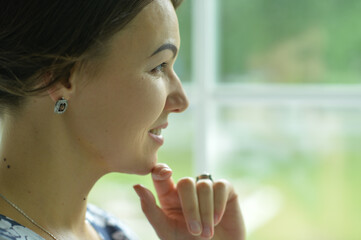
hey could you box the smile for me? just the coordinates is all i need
[148,122,168,145]
[149,128,162,136]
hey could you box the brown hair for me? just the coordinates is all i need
[0,0,183,114]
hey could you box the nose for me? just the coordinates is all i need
[164,72,189,113]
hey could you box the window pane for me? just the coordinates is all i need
[220,0,361,83]
[209,104,361,239]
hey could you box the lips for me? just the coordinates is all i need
[148,122,168,145]
[149,122,168,133]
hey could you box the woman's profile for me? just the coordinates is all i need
[0,0,245,239]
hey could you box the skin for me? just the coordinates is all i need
[134,164,246,239]
[0,0,245,239]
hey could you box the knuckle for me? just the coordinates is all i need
[214,179,234,192]
[196,180,213,193]
[215,178,230,185]
[177,177,194,189]
[229,192,239,202]
[178,176,194,185]
[213,179,228,191]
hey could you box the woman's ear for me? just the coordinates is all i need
[46,66,77,103]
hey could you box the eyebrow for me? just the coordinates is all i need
[150,43,178,59]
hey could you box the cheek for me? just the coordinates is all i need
[105,75,166,129]
[135,77,167,120]
[66,74,167,162]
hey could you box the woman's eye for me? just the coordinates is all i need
[151,62,168,74]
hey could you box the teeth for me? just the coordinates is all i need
[150,128,162,136]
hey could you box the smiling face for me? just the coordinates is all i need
[65,0,188,174]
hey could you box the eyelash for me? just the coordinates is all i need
[151,62,168,74]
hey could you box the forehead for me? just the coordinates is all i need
[110,0,179,58]
[136,0,178,28]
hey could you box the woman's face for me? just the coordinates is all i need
[66,0,188,174]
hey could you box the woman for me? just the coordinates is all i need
[0,0,245,239]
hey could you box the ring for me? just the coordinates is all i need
[196,173,213,182]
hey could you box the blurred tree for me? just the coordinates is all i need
[220,0,361,83]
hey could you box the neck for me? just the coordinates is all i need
[0,110,107,233]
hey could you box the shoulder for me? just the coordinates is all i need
[86,204,139,240]
[0,214,43,240]
[0,205,138,240]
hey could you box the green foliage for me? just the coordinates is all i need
[219,0,361,83]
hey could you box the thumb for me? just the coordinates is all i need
[133,184,171,239]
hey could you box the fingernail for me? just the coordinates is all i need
[203,226,212,238]
[189,220,202,235]
[159,168,171,176]
[153,168,172,181]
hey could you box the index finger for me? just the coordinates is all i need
[151,163,176,198]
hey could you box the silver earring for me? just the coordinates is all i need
[54,98,68,114]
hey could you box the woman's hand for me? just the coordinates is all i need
[133,163,246,240]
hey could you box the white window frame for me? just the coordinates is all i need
[190,0,361,174]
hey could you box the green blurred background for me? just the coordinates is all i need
[89,0,361,239]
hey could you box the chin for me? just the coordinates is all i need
[122,154,158,175]
[139,158,157,175]
[129,165,154,176]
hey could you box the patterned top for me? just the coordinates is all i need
[0,204,138,240]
